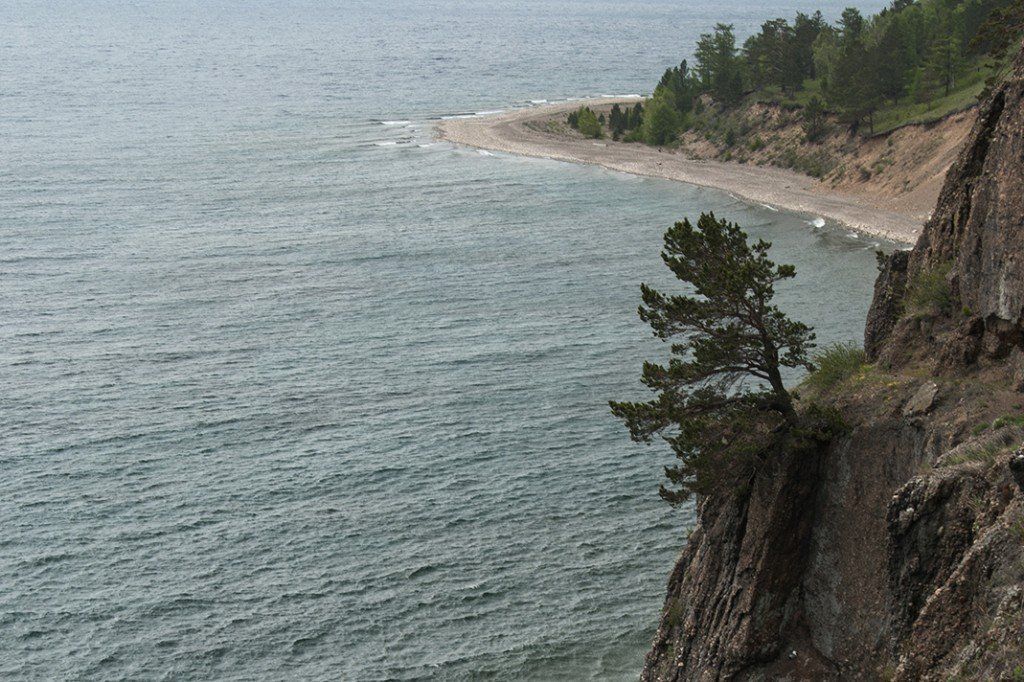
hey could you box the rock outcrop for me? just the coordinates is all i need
[867,47,1024,369]
[643,44,1024,681]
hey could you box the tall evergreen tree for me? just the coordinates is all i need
[802,95,830,142]
[923,36,962,97]
[641,91,682,145]
[793,11,826,79]
[628,102,644,130]
[872,18,909,104]
[657,60,699,114]
[610,213,816,503]
[696,24,745,105]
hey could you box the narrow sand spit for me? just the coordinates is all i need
[437,98,925,245]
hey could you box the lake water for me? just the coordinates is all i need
[2,1,890,679]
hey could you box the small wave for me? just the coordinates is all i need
[529,99,548,104]
[809,217,826,228]
[373,141,398,146]
[847,232,860,238]
[440,113,476,120]
[408,564,438,580]
[291,628,331,654]
[760,203,779,212]
[459,589,502,604]
[417,142,437,148]
[380,120,410,126]
[599,93,642,99]
[474,109,505,116]
[23,552,73,568]
[477,150,495,156]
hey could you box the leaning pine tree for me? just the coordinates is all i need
[610,213,816,504]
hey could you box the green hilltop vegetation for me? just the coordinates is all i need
[569,0,1023,145]
[567,102,644,139]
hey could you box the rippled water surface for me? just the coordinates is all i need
[3,0,890,679]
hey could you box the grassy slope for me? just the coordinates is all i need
[752,62,990,135]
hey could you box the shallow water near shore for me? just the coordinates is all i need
[4,0,889,679]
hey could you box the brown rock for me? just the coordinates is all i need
[903,382,939,417]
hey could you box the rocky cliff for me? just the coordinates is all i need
[642,45,1024,681]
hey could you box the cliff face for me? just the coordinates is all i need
[643,47,1024,681]
[868,49,1024,374]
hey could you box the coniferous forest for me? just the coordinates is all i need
[570,0,1023,145]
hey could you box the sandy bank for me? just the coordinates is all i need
[437,98,930,244]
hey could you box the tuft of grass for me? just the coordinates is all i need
[993,415,1024,430]
[942,426,1024,467]
[945,441,1009,467]
[1011,518,1024,545]
[665,597,687,628]
[906,262,953,316]
[804,341,867,392]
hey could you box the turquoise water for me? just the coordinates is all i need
[2,1,891,679]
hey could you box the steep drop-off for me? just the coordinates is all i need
[642,44,1024,681]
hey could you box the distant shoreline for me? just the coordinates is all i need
[436,98,926,245]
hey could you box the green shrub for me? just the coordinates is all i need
[641,92,682,145]
[804,341,867,392]
[574,106,603,139]
[776,146,836,179]
[906,262,953,316]
[802,95,830,143]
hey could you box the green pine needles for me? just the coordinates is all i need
[610,213,816,504]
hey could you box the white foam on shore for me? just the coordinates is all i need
[599,93,643,99]
[809,217,826,228]
[847,232,860,238]
[760,203,779,212]
[477,149,495,156]
[530,99,548,104]
[381,120,410,126]
[373,141,398,146]
[441,110,505,120]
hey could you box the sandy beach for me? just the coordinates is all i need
[437,98,928,244]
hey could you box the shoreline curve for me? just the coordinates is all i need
[436,98,924,245]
